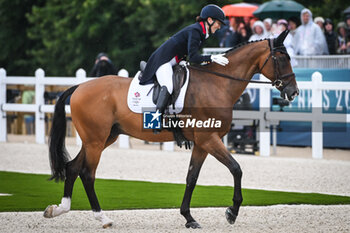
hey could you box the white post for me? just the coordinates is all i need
[35,69,46,144]
[272,126,277,155]
[223,134,228,148]
[118,134,130,149]
[163,141,174,151]
[0,68,7,142]
[259,75,271,156]
[76,68,86,84]
[117,69,133,149]
[311,72,323,159]
[75,130,82,146]
[118,69,129,77]
[75,69,86,146]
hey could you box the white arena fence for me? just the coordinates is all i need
[1,68,350,158]
[203,48,350,69]
[0,68,164,151]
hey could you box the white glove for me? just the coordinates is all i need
[211,54,229,66]
[179,60,187,66]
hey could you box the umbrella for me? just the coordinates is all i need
[253,0,305,20]
[222,3,259,17]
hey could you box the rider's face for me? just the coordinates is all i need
[207,17,222,34]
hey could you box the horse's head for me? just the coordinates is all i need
[258,30,299,101]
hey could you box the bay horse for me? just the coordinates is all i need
[44,30,298,229]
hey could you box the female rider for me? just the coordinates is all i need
[139,4,229,119]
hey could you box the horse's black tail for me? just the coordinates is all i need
[49,85,79,182]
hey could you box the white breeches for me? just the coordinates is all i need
[155,57,177,94]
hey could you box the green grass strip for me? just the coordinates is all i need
[0,171,349,212]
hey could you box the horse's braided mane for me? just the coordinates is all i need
[225,38,269,55]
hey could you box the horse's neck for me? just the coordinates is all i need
[220,42,268,104]
[187,41,268,108]
[226,42,267,80]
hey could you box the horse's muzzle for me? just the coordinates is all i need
[281,86,299,102]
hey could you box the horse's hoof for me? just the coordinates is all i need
[102,222,113,228]
[43,205,56,218]
[225,207,237,224]
[185,221,201,229]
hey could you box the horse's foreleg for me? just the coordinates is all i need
[180,145,208,229]
[44,149,85,218]
[80,145,113,228]
[202,136,243,225]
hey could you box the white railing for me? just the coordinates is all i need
[230,72,350,159]
[292,55,350,69]
[1,68,349,158]
[0,68,174,150]
[0,68,89,145]
[203,48,350,69]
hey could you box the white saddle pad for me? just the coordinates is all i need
[127,67,190,114]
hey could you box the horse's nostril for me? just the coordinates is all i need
[289,90,299,101]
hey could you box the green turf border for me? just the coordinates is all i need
[0,171,349,212]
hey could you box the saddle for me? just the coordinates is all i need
[138,61,187,109]
[139,61,191,149]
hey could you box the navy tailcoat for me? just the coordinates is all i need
[139,22,212,85]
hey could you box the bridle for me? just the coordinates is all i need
[257,39,295,90]
[188,38,295,90]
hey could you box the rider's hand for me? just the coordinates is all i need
[211,54,229,66]
[179,60,187,66]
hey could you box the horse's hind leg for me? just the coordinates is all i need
[44,148,85,218]
[180,145,208,229]
[79,144,113,228]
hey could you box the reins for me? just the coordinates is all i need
[188,65,273,84]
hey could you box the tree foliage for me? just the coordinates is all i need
[0,0,44,75]
[24,0,232,76]
[0,0,347,76]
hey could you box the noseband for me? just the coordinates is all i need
[257,39,295,90]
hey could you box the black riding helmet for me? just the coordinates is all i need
[200,4,226,26]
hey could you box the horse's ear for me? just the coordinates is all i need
[275,29,289,46]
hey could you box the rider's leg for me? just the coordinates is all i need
[155,57,176,113]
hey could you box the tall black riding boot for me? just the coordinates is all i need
[153,86,170,134]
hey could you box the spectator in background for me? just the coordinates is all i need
[273,19,287,36]
[22,89,35,134]
[249,18,258,33]
[274,19,297,67]
[243,16,250,25]
[89,52,118,77]
[314,16,325,32]
[249,20,268,41]
[324,19,337,54]
[219,17,240,47]
[238,22,250,43]
[263,18,273,37]
[215,18,229,46]
[243,16,253,38]
[288,16,300,37]
[345,15,350,39]
[336,22,350,54]
[293,8,329,55]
